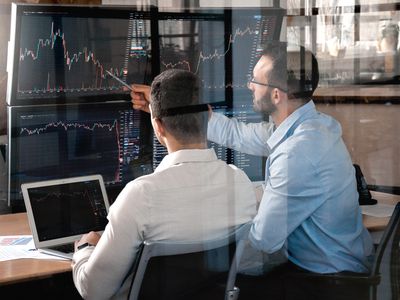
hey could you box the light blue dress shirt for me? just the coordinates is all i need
[208,101,373,273]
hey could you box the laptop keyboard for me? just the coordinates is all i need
[49,243,75,253]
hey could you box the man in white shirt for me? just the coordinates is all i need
[72,69,256,300]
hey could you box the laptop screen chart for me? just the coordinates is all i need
[28,180,108,241]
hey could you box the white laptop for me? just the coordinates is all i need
[21,175,110,259]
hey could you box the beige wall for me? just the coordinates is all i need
[317,103,400,187]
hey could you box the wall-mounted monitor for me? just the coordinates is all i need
[7,4,152,105]
[7,102,153,209]
[7,4,283,107]
[6,4,284,210]
[156,8,283,106]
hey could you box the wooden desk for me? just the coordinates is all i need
[0,191,398,285]
[362,191,400,232]
[0,213,71,286]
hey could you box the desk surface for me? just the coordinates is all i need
[0,213,71,285]
[362,191,400,231]
[0,191,399,285]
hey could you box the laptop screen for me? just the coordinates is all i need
[26,179,109,242]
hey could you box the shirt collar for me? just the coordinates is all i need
[155,148,218,173]
[267,100,316,151]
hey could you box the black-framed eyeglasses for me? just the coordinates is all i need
[247,77,287,93]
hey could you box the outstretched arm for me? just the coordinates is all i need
[208,112,274,157]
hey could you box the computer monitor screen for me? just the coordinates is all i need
[7,6,282,208]
[158,11,226,105]
[8,102,153,207]
[153,8,281,180]
[227,8,280,181]
[25,178,109,241]
[157,8,282,105]
[7,4,152,105]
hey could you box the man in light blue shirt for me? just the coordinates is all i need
[208,42,373,297]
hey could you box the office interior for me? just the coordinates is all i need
[0,0,399,299]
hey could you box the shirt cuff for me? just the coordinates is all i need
[72,245,95,265]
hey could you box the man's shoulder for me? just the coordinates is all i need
[290,112,342,146]
[134,159,252,187]
[219,160,254,181]
[276,113,345,167]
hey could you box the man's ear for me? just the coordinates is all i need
[272,88,281,105]
[153,118,165,137]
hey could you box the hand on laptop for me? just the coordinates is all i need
[75,231,100,252]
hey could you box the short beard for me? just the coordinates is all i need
[253,93,276,117]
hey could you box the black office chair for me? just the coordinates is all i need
[0,144,5,162]
[126,222,251,300]
[284,202,400,300]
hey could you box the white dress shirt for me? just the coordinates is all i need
[72,148,256,299]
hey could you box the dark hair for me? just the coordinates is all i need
[150,69,208,143]
[261,41,319,99]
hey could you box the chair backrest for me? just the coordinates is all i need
[127,222,251,300]
[372,202,400,299]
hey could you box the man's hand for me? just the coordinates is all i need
[74,231,101,251]
[130,84,151,113]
